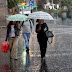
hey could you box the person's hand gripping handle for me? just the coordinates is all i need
[37,25,41,32]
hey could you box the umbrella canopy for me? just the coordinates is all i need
[7,14,28,21]
[33,5,38,8]
[28,11,54,20]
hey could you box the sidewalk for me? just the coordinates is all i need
[0,22,72,72]
[0,33,42,72]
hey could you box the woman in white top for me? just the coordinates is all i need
[5,21,19,60]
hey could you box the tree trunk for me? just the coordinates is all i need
[37,0,46,9]
[12,7,15,15]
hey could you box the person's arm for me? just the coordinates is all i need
[44,23,49,31]
[29,20,34,33]
[20,21,24,29]
[5,27,8,41]
[46,24,48,31]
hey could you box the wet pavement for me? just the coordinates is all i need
[0,20,72,72]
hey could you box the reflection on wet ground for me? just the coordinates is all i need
[2,65,10,72]
[39,59,48,72]
[0,21,72,72]
[9,52,31,72]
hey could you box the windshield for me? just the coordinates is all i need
[24,7,31,11]
[19,7,31,11]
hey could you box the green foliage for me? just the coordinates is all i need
[61,0,72,7]
[53,10,61,13]
[18,0,22,3]
[61,9,68,13]
[7,0,22,9]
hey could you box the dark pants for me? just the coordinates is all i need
[39,40,47,58]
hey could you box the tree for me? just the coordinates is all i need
[37,0,46,9]
[61,0,72,7]
[60,0,72,20]
[7,0,22,14]
[7,0,19,9]
[60,0,72,12]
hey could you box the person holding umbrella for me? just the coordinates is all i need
[28,11,54,59]
[5,21,19,60]
[36,19,48,59]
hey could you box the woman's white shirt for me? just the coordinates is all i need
[9,25,15,37]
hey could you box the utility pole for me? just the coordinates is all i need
[21,2,26,14]
[52,0,53,9]
[5,0,8,18]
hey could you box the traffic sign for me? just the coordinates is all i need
[29,1,34,6]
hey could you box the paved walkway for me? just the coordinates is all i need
[0,21,72,72]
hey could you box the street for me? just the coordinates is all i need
[0,20,72,72]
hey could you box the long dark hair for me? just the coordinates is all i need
[7,21,13,27]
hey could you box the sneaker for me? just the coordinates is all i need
[42,57,45,60]
[14,58,17,60]
[26,48,29,52]
[41,57,45,63]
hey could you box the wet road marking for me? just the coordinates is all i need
[30,51,72,57]
[50,28,72,35]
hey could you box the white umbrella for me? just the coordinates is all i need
[28,11,54,20]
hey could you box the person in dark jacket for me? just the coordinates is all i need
[5,21,19,60]
[36,19,48,59]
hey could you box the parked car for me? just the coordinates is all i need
[19,7,31,14]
